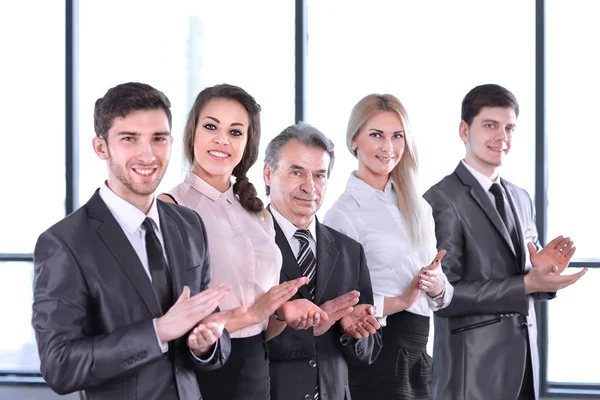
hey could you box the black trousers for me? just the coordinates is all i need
[197,333,270,400]
[517,335,535,400]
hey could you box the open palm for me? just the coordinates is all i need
[528,235,575,273]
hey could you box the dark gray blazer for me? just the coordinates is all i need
[267,213,382,400]
[424,162,554,400]
[32,190,231,400]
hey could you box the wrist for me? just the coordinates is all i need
[524,274,535,295]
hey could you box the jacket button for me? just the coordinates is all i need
[304,395,312,400]
[308,359,317,368]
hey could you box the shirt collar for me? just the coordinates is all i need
[270,204,317,242]
[184,170,234,204]
[99,182,161,235]
[461,159,502,193]
[346,172,396,206]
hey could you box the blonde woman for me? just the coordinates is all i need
[323,94,453,399]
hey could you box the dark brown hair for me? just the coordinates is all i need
[183,84,263,213]
[461,84,519,126]
[94,82,172,141]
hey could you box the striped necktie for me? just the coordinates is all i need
[293,229,317,300]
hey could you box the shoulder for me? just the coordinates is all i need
[502,179,532,200]
[158,200,205,231]
[320,222,362,250]
[424,173,463,205]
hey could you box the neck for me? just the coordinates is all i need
[463,157,499,181]
[106,180,153,214]
[272,203,313,230]
[193,165,231,193]
[355,167,388,191]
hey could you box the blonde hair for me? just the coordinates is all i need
[347,94,429,249]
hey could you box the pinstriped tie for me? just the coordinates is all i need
[293,229,317,299]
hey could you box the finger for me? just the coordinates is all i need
[313,313,321,326]
[427,249,447,269]
[546,235,565,249]
[527,242,538,259]
[563,245,576,260]
[335,307,354,320]
[354,324,370,337]
[176,286,191,304]
[364,315,380,331]
[360,319,378,335]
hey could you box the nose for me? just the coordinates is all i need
[137,137,157,163]
[495,127,508,141]
[300,174,315,193]
[212,129,230,145]
[380,136,392,152]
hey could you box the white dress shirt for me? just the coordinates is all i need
[323,173,453,326]
[270,205,317,258]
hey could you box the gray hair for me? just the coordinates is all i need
[264,121,335,196]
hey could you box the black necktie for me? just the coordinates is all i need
[293,229,317,299]
[142,218,173,314]
[489,183,521,260]
[293,229,319,399]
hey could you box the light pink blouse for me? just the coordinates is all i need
[168,171,282,338]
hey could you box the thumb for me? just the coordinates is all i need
[538,263,558,274]
[527,242,537,259]
[176,286,191,304]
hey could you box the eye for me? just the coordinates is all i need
[369,132,382,138]
[203,124,216,130]
[154,136,169,142]
[485,123,495,129]
[230,129,243,137]
[315,173,327,180]
[393,133,404,139]
[291,170,302,177]
[122,136,135,142]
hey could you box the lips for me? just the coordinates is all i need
[132,167,157,177]
[376,155,395,163]
[208,150,230,159]
[488,146,506,153]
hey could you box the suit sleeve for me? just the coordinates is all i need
[339,244,382,366]
[185,211,232,371]
[32,231,168,395]
[424,187,529,317]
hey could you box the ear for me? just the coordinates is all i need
[263,163,272,186]
[459,120,469,144]
[93,136,109,160]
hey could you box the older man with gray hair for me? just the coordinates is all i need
[264,122,382,400]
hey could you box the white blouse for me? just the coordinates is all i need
[169,171,283,338]
[323,173,453,326]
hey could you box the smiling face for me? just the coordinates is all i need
[460,106,516,179]
[192,98,249,192]
[93,108,172,212]
[263,139,330,229]
[352,111,405,190]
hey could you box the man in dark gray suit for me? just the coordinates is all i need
[32,82,236,399]
[263,122,383,400]
[424,84,587,400]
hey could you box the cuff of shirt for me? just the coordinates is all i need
[190,340,219,363]
[373,293,385,319]
[153,318,169,353]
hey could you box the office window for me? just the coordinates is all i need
[306,0,536,219]
[546,0,600,384]
[77,0,294,206]
[0,1,65,375]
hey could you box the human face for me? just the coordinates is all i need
[192,98,248,192]
[352,111,405,190]
[93,108,172,213]
[460,106,516,179]
[264,140,330,229]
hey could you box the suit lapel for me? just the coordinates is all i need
[314,220,338,305]
[502,182,526,271]
[455,163,518,260]
[87,191,162,317]
[269,208,313,300]
[158,203,185,300]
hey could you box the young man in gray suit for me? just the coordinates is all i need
[424,84,587,400]
[32,82,238,400]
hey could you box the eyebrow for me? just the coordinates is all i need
[368,128,405,134]
[203,116,245,127]
[290,164,328,175]
[115,131,171,136]
[481,119,516,127]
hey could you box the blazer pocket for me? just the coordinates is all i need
[450,317,501,334]
[186,264,201,270]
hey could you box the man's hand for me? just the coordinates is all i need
[340,304,380,339]
[313,291,360,336]
[529,236,575,273]
[524,263,587,294]
[156,284,230,343]
[248,277,308,324]
[188,306,246,357]
[277,299,329,330]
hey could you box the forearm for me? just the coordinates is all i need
[435,275,529,318]
[224,310,259,334]
[264,315,287,341]
[382,296,409,317]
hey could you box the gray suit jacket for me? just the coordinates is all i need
[32,190,231,400]
[424,162,554,400]
[267,212,382,400]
